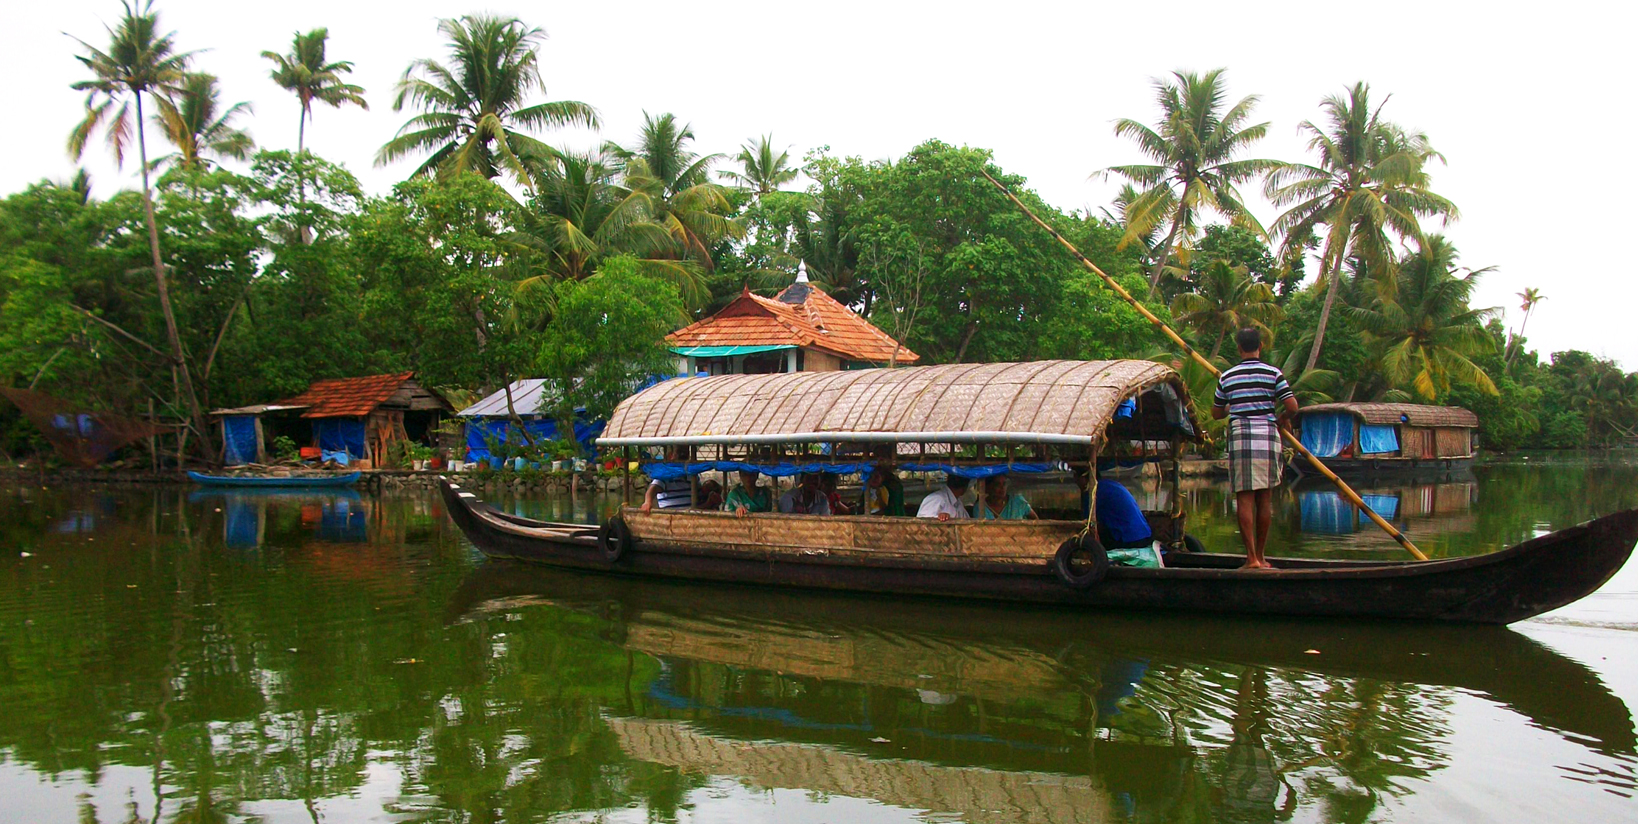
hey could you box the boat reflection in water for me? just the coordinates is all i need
[446,561,1637,823]
[1297,474,1475,538]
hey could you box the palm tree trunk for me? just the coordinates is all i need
[1506,307,1532,367]
[136,92,208,455]
[1146,204,1188,298]
[1304,239,1344,374]
[297,107,306,154]
[1210,326,1227,361]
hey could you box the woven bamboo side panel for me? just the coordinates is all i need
[623,511,1077,561]
[1433,427,1470,458]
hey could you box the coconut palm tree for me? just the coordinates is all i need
[1350,236,1498,401]
[65,0,207,440]
[377,14,597,186]
[1266,82,1458,373]
[1506,287,1545,367]
[605,113,742,268]
[1169,259,1284,361]
[510,152,706,306]
[721,134,798,195]
[1101,69,1280,296]
[150,72,253,172]
[261,28,367,153]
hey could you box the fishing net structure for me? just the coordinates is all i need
[0,388,172,468]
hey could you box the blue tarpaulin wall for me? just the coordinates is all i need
[465,417,604,462]
[1359,424,1399,455]
[1299,413,1354,458]
[314,418,366,458]
[222,415,258,465]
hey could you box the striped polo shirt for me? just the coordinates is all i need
[1214,358,1295,420]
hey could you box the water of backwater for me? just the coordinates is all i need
[2,453,1637,823]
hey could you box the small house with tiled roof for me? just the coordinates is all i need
[210,372,453,466]
[669,267,919,375]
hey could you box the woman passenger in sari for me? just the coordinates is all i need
[975,474,1037,520]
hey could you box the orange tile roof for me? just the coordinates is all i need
[668,284,919,364]
[278,372,416,418]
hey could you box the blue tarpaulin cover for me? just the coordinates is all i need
[1359,424,1399,455]
[222,415,258,465]
[465,417,604,462]
[314,419,365,458]
[1299,413,1354,458]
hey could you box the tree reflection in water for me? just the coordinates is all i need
[0,476,1632,823]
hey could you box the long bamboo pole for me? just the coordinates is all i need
[979,170,1427,561]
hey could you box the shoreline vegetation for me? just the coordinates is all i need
[3,2,1635,469]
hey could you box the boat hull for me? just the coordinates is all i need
[188,471,362,488]
[440,479,1638,624]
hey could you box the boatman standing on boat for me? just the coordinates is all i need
[1212,328,1298,570]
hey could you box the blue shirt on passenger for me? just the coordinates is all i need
[1081,480,1152,547]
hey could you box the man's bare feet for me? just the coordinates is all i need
[1238,561,1277,571]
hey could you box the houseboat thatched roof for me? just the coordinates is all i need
[1299,403,1478,429]
[600,360,1191,446]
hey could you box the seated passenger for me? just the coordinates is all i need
[697,478,724,511]
[864,464,906,517]
[1075,466,1153,549]
[640,447,692,513]
[917,474,971,521]
[724,469,772,516]
[820,473,852,515]
[975,474,1038,520]
[778,472,832,515]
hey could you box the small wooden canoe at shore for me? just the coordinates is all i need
[187,470,362,488]
[440,478,1638,625]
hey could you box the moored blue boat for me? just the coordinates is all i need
[187,471,362,488]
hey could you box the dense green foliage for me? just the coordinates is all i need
[1,3,1632,461]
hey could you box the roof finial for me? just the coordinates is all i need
[795,260,809,284]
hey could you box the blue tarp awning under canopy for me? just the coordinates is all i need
[222,415,258,465]
[1299,412,1355,458]
[669,345,795,357]
[640,461,1058,481]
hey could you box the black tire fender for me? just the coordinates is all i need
[1053,533,1109,590]
[597,516,634,563]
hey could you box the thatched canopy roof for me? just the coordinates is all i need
[600,360,1193,447]
[1299,403,1478,428]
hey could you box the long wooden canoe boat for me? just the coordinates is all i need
[441,479,1638,624]
[440,360,1638,624]
[187,470,361,488]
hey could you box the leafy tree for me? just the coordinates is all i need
[1169,259,1283,361]
[378,14,597,186]
[606,113,743,269]
[261,28,367,154]
[511,152,706,305]
[533,256,686,431]
[65,0,208,440]
[1266,82,1458,372]
[721,134,798,195]
[1349,236,1498,400]
[1102,69,1279,295]
[150,72,254,172]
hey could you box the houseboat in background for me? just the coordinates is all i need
[1294,402,1479,476]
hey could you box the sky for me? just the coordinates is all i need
[10,0,1634,369]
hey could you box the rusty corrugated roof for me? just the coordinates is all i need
[668,283,919,365]
[278,372,416,419]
